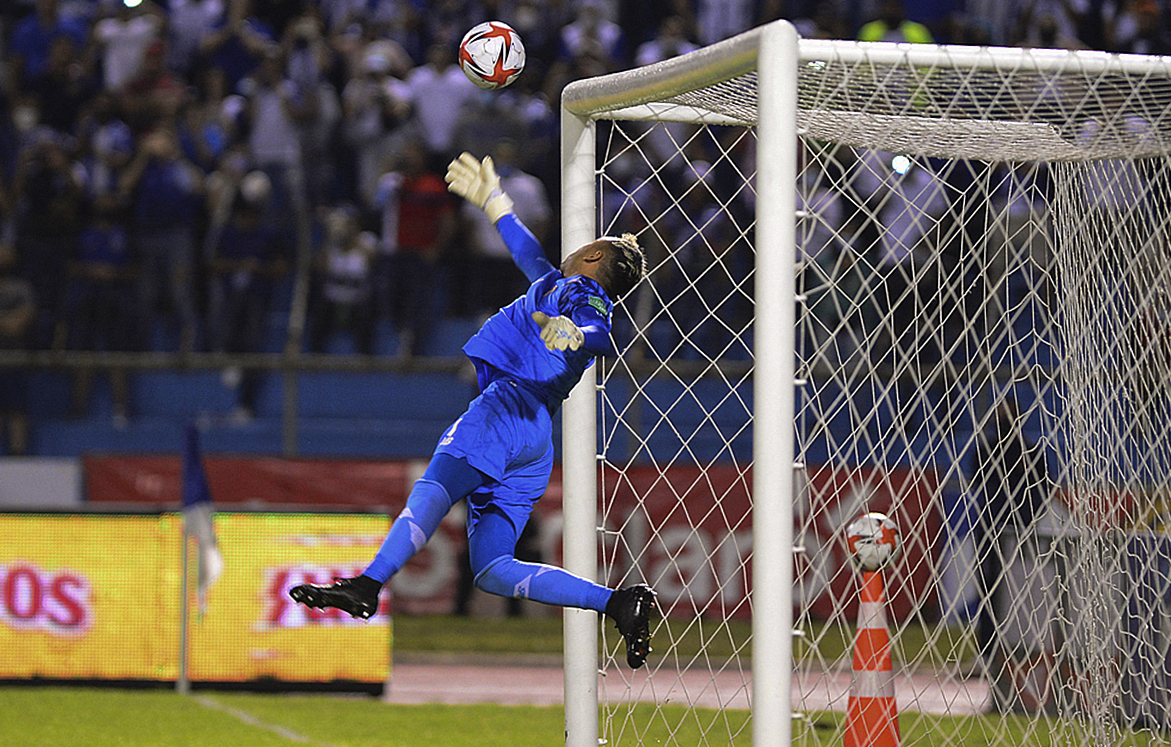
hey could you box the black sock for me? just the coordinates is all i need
[604,588,621,620]
[354,574,383,595]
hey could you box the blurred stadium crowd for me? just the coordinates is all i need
[0,0,1166,434]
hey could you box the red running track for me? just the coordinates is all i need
[382,660,991,715]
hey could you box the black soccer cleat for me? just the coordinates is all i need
[606,584,657,669]
[289,575,380,620]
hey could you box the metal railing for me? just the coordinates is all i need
[0,349,466,456]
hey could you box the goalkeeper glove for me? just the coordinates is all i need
[445,152,514,224]
[532,311,584,352]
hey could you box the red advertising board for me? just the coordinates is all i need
[85,455,411,508]
[597,463,940,622]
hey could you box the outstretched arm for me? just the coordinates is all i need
[446,152,554,283]
[497,213,556,282]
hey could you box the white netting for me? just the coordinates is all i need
[594,118,757,745]
[574,33,1171,747]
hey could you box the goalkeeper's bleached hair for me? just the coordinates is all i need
[598,233,646,300]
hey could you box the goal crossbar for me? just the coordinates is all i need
[566,35,1171,161]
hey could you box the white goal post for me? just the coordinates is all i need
[560,19,1171,747]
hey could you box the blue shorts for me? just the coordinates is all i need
[435,378,554,533]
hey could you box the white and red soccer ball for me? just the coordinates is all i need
[845,512,901,571]
[459,21,526,90]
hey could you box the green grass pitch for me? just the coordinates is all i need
[5,687,1171,746]
[5,617,1171,746]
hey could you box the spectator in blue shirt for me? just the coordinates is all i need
[119,125,204,352]
[198,0,277,93]
[206,171,288,422]
[63,194,137,423]
[9,0,89,92]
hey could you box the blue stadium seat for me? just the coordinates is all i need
[292,372,474,420]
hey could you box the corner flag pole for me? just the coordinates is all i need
[178,528,191,694]
[177,423,222,694]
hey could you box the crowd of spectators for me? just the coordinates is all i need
[0,0,781,366]
[0,0,1167,429]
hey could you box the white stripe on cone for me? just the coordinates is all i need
[852,668,895,699]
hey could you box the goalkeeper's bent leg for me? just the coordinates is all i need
[469,507,611,612]
[474,555,612,612]
[363,478,454,583]
[363,454,485,583]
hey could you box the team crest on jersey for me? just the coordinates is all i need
[588,295,608,316]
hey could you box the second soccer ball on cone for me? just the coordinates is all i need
[846,512,901,571]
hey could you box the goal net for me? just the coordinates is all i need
[560,21,1171,747]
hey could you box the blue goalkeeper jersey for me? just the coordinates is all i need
[462,215,613,412]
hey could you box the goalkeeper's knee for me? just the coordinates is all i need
[473,555,523,598]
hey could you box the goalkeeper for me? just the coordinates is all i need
[290,153,656,668]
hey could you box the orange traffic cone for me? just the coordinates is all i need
[843,570,900,747]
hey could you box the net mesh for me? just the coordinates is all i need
[584,38,1171,747]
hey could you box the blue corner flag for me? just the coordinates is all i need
[182,423,223,613]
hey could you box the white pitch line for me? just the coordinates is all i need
[193,694,347,747]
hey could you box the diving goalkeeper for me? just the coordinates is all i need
[290,153,656,668]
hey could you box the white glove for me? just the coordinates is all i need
[445,152,514,224]
[532,311,584,352]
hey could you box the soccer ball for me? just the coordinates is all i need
[459,21,526,90]
[845,512,901,571]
